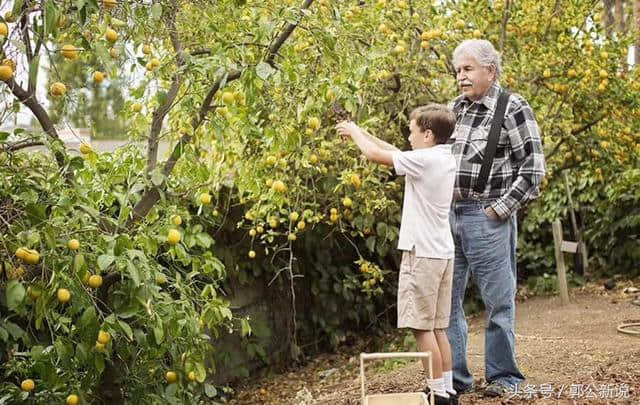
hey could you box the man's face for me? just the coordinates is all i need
[454,54,495,101]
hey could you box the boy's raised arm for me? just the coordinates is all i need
[336,121,394,166]
[361,128,400,152]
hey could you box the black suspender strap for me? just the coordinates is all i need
[473,90,510,194]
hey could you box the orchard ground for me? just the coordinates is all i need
[230,281,640,404]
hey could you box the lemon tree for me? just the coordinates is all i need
[2,0,640,403]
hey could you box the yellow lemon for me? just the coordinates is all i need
[23,249,40,264]
[221,91,235,104]
[296,220,306,231]
[103,0,117,9]
[272,180,286,193]
[167,229,181,245]
[172,215,182,226]
[307,117,321,130]
[342,197,353,208]
[88,274,103,288]
[97,330,111,344]
[105,28,118,43]
[199,193,212,205]
[142,44,151,55]
[50,82,67,97]
[188,371,197,381]
[61,44,79,60]
[166,371,178,383]
[21,379,35,392]
[248,250,256,258]
[0,22,8,37]
[66,394,79,405]
[289,211,299,222]
[79,143,92,154]
[68,239,80,250]
[93,71,105,84]
[131,103,142,113]
[57,288,71,303]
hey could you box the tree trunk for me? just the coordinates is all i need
[615,0,625,32]
[635,0,640,64]
[603,0,615,36]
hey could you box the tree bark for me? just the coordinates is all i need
[615,0,625,32]
[146,3,184,173]
[603,0,615,36]
[635,0,640,63]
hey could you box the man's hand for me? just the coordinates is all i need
[336,121,359,140]
[484,206,500,220]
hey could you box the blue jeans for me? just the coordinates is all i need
[447,200,525,391]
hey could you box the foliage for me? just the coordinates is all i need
[1,0,639,403]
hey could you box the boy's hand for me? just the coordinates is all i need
[336,121,359,140]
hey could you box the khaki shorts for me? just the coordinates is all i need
[397,250,453,331]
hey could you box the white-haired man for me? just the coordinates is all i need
[446,39,545,399]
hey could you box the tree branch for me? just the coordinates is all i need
[499,0,512,53]
[1,140,44,152]
[128,0,315,226]
[147,3,184,173]
[3,78,67,170]
[265,0,315,67]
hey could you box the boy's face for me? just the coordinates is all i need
[408,119,430,149]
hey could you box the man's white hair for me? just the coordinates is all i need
[453,39,502,80]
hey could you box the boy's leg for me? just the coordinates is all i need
[414,329,449,402]
[413,329,442,378]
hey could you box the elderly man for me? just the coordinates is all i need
[446,39,545,399]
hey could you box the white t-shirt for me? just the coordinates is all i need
[392,144,456,259]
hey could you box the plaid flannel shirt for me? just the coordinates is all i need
[449,82,546,219]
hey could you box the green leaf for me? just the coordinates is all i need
[153,324,164,345]
[150,3,163,19]
[11,0,24,16]
[126,261,141,287]
[0,132,9,141]
[256,62,275,80]
[6,280,25,311]
[94,353,105,374]
[97,254,115,271]
[204,383,217,398]
[195,232,213,248]
[44,0,58,37]
[241,318,252,337]
[28,56,40,89]
[118,320,133,341]
[77,306,96,330]
[74,253,86,272]
[366,236,376,252]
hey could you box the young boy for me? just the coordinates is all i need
[336,104,457,405]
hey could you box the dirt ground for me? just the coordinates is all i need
[230,282,640,404]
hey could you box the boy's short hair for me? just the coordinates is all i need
[409,104,456,145]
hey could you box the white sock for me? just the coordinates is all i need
[443,370,457,394]
[427,378,449,398]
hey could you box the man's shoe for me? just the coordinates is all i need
[484,381,508,397]
[423,386,451,405]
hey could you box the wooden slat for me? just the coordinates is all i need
[561,241,578,253]
[552,220,570,305]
